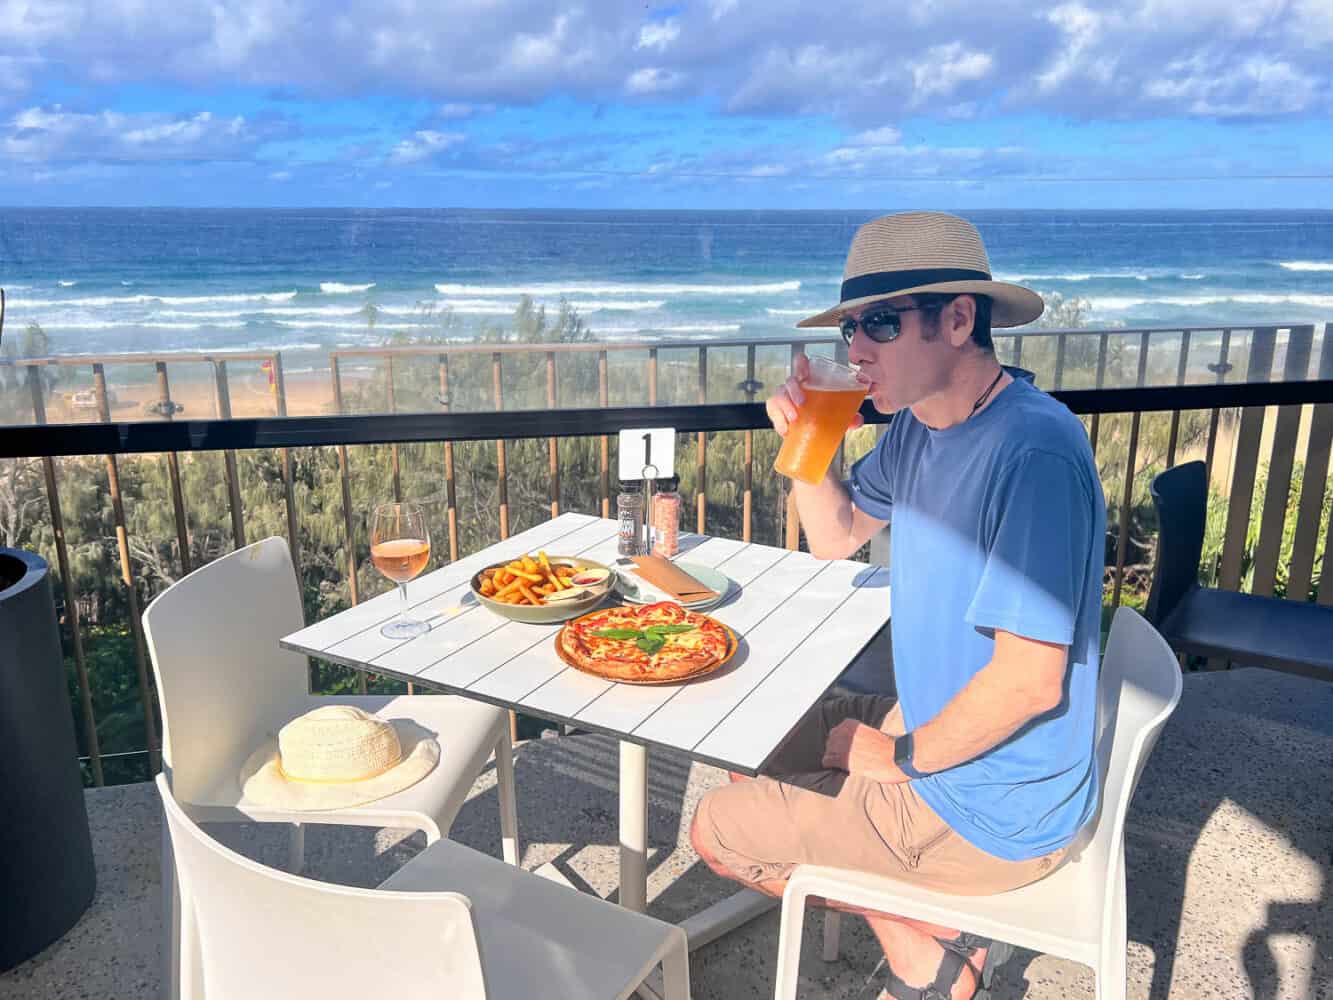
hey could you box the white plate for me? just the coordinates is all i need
[613,560,735,613]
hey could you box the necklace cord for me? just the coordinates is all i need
[969,368,1005,418]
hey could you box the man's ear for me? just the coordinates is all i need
[946,295,976,348]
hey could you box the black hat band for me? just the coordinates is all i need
[840,267,992,304]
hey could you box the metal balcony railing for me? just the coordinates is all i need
[1,310,1330,786]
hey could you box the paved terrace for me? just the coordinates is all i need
[3,668,1330,1000]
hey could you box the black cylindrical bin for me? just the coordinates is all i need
[0,548,96,971]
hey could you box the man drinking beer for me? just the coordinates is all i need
[691,211,1106,1000]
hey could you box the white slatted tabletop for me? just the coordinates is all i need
[283,512,891,775]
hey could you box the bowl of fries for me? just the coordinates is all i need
[470,551,615,624]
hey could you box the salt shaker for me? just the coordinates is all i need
[651,477,682,558]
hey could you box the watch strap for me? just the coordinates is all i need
[894,730,928,780]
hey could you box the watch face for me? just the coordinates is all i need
[894,732,913,767]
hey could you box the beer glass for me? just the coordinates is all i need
[773,356,866,485]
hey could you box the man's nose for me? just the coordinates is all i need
[846,330,873,367]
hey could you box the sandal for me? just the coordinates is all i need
[863,932,1013,1000]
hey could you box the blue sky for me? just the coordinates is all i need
[2,0,1332,208]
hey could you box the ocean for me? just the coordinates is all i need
[3,208,1332,365]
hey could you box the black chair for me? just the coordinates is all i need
[1146,461,1333,681]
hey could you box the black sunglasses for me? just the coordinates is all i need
[838,305,929,346]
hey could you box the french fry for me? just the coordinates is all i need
[509,568,544,583]
[545,567,565,590]
[538,551,553,573]
[521,555,539,574]
[517,581,541,605]
[536,583,553,595]
[495,577,525,599]
[496,568,513,586]
[480,578,496,596]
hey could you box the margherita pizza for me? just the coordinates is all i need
[557,602,734,684]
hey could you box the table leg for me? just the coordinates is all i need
[617,738,775,963]
[619,739,649,913]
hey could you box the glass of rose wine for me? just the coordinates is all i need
[370,501,432,639]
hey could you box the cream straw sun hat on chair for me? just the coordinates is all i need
[240,705,440,811]
[797,211,1044,329]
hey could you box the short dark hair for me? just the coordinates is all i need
[914,293,994,352]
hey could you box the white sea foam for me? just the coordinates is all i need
[999,271,1150,282]
[1277,261,1333,272]
[569,299,665,311]
[428,300,513,316]
[434,280,800,296]
[1087,292,1333,312]
[50,321,248,330]
[157,305,366,320]
[272,319,375,329]
[1180,274,1205,280]
[58,280,77,287]
[766,307,814,316]
[430,296,666,314]
[596,323,742,337]
[11,291,299,308]
[320,282,376,293]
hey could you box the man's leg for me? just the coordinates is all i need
[691,830,985,1000]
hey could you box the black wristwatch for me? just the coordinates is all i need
[894,731,928,780]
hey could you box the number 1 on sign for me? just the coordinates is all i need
[618,428,676,480]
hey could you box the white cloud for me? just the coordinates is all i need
[1143,54,1319,117]
[848,126,902,146]
[438,103,492,119]
[1289,0,1333,44]
[387,129,464,165]
[268,169,291,180]
[636,20,679,52]
[2,105,281,161]
[626,67,684,96]
[1036,4,1112,94]
[910,42,992,103]
[0,0,1327,131]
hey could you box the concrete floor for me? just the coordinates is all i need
[2,667,1331,999]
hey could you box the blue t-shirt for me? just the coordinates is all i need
[846,371,1106,862]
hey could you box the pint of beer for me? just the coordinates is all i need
[773,356,866,485]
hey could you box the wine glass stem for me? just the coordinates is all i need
[399,581,409,620]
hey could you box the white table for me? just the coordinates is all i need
[282,512,891,950]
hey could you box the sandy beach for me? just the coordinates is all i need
[43,369,356,424]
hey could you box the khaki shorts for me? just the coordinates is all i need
[692,694,1065,896]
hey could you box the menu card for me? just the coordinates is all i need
[629,554,719,602]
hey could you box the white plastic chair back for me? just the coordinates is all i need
[157,774,486,1000]
[775,608,1183,1000]
[1083,606,1184,961]
[144,537,310,804]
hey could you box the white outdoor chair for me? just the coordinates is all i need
[144,537,518,998]
[157,773,689,1000]
[775,607,1183,1000]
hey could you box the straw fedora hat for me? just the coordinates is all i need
[240,705,440,811]
[797,211,1044,329]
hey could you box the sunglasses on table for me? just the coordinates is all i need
[838,305,931,346]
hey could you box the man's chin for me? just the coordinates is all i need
[868,391,899,414]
